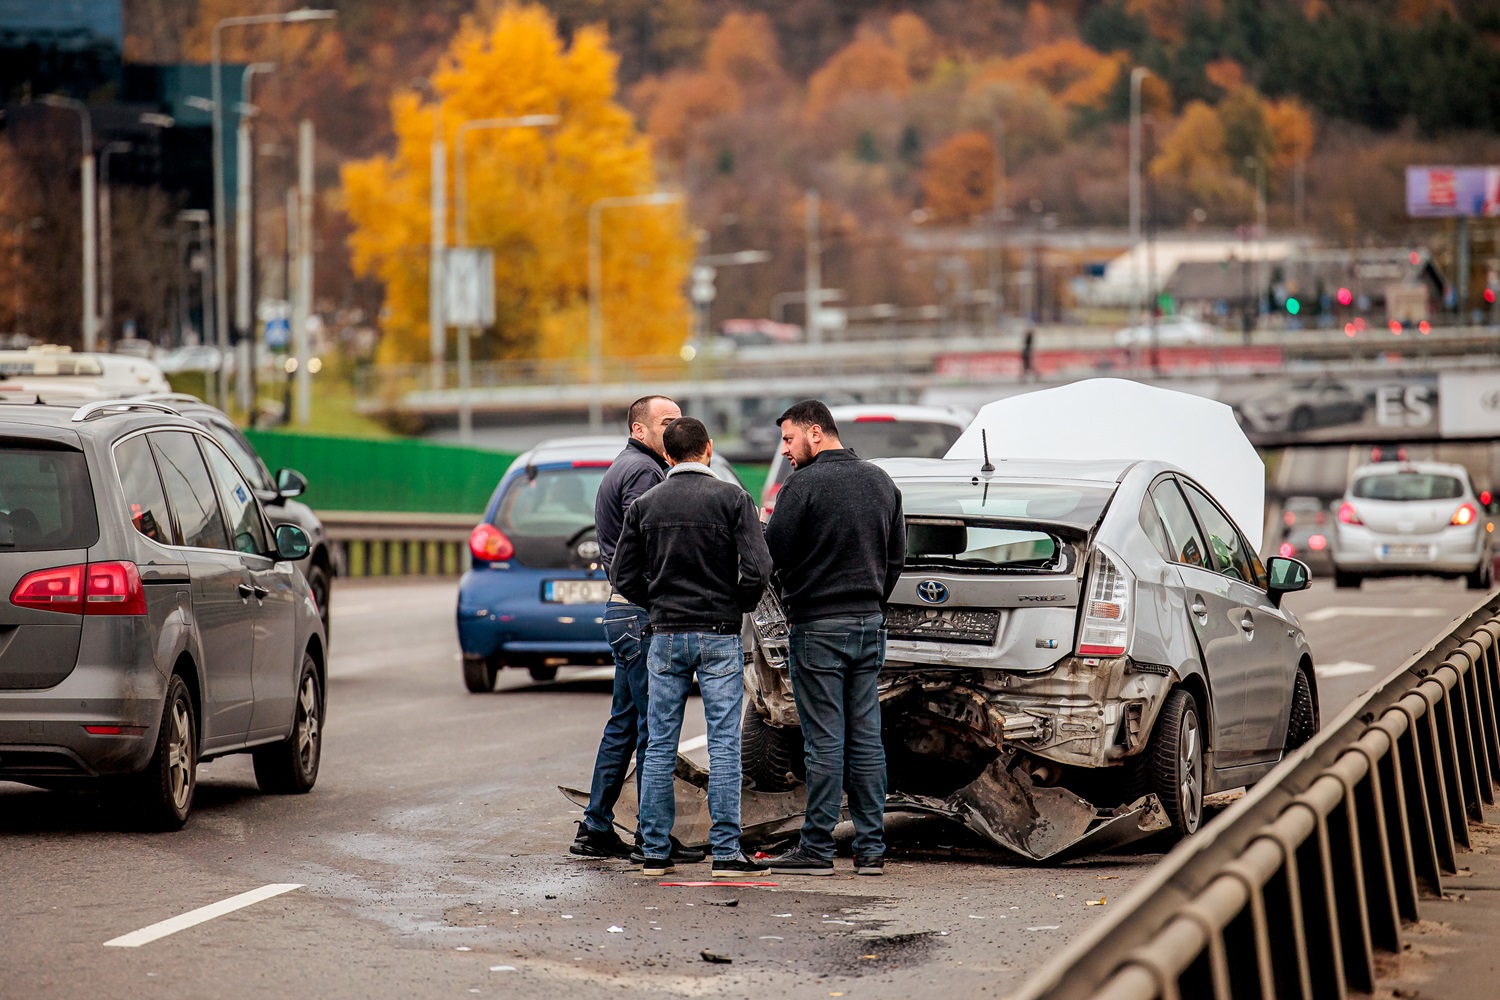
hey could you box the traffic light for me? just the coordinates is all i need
[1285,297,1301,315]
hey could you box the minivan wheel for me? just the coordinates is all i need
[253,655,323,794]
[463,654,499,692]
[136,674,197,831]
[1148,689,1204,840]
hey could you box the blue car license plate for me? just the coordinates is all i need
[544,580,611,604]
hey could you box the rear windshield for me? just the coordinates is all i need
[898,480,1115,530]
[773,419,962,487]
[1352,473,1464,502]
[906,519,1064,571]
[494,465,608,538]
[0,447,99,551]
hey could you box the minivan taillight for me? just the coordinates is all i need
[11,561,146,616]
[1077,549,1133,657]
[1337,502,1363,525]
[470,523,515,562]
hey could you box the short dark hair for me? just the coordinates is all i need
[628,395,672,431]
[662,416,711,462]
[776,399,839,437]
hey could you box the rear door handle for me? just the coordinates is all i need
[1240,615,1255,632]
[1190,600,1208,617]
[252,586,269,600]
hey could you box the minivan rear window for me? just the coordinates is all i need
[494,466,608,539]
[0,447,98,551]
[1352,473,1463,502]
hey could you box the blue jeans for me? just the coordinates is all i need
[638,631,746,860]
[788,613,887,860]
[582,603,651,835]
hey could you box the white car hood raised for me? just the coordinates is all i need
[945,378,1265,549]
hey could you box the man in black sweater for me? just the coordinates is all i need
[571,395,702,865]
[762,399,905,877]
[613,417,772,877]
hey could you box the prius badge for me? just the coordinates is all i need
[917,580,949,605]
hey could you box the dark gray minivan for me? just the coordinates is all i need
[0,398,326,829]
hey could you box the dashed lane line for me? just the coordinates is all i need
[1301,606,1446,623]
[103,884,303,948]
[1314,660,1379,679]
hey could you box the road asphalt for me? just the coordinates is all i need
[0,575,1484,1000]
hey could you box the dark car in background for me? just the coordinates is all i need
[1271,495,1334,576]
[0,398,326,829]
[133,394,334,636]
[457,436,744,691]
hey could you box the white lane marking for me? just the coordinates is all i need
[1315,660,1378,679]
[678,734,709,753]
[1301,606,1446,623]
[103,884,303,948]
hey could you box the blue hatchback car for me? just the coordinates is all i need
[456,436,743,690]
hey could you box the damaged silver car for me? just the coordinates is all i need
[741,453,1320,860]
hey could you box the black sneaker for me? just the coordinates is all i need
[711,854,769,878]
[640,858,675,876]
[629,838,707,866]
[854,855,884,876]
[569,821,633,859]
[763,845,835,876]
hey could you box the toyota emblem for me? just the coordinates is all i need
[917,580,949,605]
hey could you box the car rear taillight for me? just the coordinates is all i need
[1077,549,1132,657]
[853,415,896,423]
[1309,533,1327,551]
[1279,542,1295,558]
[1337,502,1363,525]
[1453,503,1478,526]
[11,561,146,616]
[1283,511,1296,526]
[469,523,515,562]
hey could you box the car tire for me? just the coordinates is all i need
[1334,569,1362,589]
[1147,689,1204,840]
[1466,560,1492,591]
[308,562,332,641]
[133,674,197,831]
[253,655,323,794]
[1285,668,1319,752]
[741,708,804,792]
[528,665,558,683]
[1289,406,1314,432]
[463,654,499,692]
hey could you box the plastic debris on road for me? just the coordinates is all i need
[700,950,733,964]
[607,926,624,933]
[703,898,739,907]
[1086,897,1107,906]
[489,966,516,972]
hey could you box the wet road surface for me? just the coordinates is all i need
[0,575,1484,999]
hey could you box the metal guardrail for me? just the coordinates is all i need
[1012,589,1500,1000]
[320,511,475,578]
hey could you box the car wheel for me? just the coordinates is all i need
[134,674,197,831]
[1289,406,1314,431]
[1466,560,1492,591]
[528,665,558,683]
[463,654,499,692]
[741,708,805,792]
[1147,689,1204,840]
[1285,668,1319,752]
[1334,569,1362,589]
[308,562,331,640]
[253,655,323,794]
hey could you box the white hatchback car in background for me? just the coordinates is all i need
[759,403,970,516]
[1331,461,1493,589]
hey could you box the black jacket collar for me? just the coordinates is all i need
[626,437,668,470]
[803,447,857,468]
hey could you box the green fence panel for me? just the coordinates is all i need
[243,431,514,514]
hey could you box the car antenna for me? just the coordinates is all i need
[980,429,995,474]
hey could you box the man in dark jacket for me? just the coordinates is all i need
[570,395,703,865]
[613,416,772,877]
[762,399,905,877]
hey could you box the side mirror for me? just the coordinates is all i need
[275,523,310,562]
[1266,555,1311,607]
[275,467,308,500]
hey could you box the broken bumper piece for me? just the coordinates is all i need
[561,753,1168,862]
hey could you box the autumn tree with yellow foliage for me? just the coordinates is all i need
[342,4,692,366]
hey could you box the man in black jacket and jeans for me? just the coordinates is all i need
[762,399,905,877]
[613,417,773,877]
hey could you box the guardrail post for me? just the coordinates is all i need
[1288,807,1347,1000]
[1475,625,1500,777]
[1348,742,1404,951]
[1219,865,1276,1000]
[1452,649,1492,809]
[1392,702,1449,891]
[1427,676,1473,847]
[1251,831,1314,999]
[1325,777,1377,992]
[1402,697,1460,875]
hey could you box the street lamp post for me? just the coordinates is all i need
[1244,155,1267,330]
[98,141,130,347]
[38,95,97,352]
[178,210,212,360]
[235,62,275,412]
[451,114,558,442]
[588,193,684,431]
[1128,66,1150,320]
[212,8,334,411]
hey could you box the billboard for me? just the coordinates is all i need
[1406,166,1500,218]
